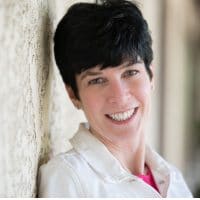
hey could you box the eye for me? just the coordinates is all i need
[123,69,139,78]
[88,77,107,85]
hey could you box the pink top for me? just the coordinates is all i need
[137,166,159,192]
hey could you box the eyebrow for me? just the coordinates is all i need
[80,70,103,80]
[79,60,143,80]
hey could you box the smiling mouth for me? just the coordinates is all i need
[106,108,138,122]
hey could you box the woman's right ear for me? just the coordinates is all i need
[65,85,81,109]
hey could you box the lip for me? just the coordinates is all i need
[105,107,139,125]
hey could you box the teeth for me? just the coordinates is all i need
[108,109,136,121]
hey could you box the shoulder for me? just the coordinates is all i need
[40,148,84,172]
[146,146,192,197]
[166,163,188,186]
[38,149,86,197]
[156,156,193,197]
[150,148,189,185]
[168,164,193,197]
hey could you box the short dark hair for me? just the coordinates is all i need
[54,0,153,98]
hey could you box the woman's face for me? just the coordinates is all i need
[71,60,153,142]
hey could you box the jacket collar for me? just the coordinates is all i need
[70,123,170,189]
[70,123,129,182]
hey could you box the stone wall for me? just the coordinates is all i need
[0,0,54,197]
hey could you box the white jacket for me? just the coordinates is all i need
[38,123,193,198]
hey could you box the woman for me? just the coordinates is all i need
[38,0,192,197]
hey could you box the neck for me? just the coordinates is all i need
[91,128,146,175]
[108,132,146,175]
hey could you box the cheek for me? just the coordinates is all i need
[142,86,152,116]
[135,81,152,107]
[80,92,103,114]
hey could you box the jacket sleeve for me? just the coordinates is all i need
[37,157,85,197]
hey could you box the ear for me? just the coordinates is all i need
[65,85,82,109]
[149,63,155,90]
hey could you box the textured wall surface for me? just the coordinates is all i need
[0,0,53,197]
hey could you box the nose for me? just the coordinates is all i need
[107,79,131,105]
